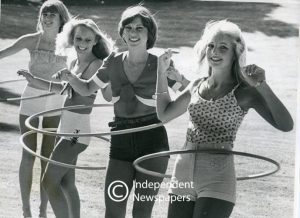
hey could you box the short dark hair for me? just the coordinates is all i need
[118,5,157,49]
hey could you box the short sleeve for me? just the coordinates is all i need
[91,52,114,88]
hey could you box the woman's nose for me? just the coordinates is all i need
[79,41,87,47]
[129,28,138,35]
[212,47,218,55]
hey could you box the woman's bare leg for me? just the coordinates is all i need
[19,114,39,218]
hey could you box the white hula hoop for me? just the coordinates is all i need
[0,78,56,102]
[25,104,167,137]
[133,149,281,181]
[20,129,107,170]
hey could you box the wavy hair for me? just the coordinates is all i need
[194,20,247,81]
[36,0,71,33]
[118,5,157,49]
[55,18,114,60]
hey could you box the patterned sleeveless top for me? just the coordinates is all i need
[186,78,248,145]
[29,33,67,81]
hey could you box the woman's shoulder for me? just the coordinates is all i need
[83,58,103,78]
[84,58,102,71]
[185,77,205,94]
[103,51,123,63]
[14,32,41,50]
[19,32,41,40]
[90,58,103,69]
[111,51,125,59]
[191,77,205,89]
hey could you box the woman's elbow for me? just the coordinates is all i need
[281,120,294,132]
[277,117,294,132]
[156,111,167,123]
[103,95,112,102]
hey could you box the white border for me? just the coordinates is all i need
[294,27,300,218]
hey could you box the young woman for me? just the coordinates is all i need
[19,18,114,218]
[0,1,71,217]
[54,5,189,218]
[156,20,293,218]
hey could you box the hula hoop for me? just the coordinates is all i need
[20,129,107,170]
[133,149,281,180]
[25,104,166,137]
[0,92,55,102]
[0,78,56,102]
[0,78,26,84]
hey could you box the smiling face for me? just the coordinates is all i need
[41,11,61,32]
[73,25,97,56]
[122,16,148,49]
[206,32,235,70]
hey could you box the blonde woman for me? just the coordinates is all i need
[156,20,293,218]
[19,18,114,218]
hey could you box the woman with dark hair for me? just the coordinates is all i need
[55,5,189,218]
[0,1,71,217]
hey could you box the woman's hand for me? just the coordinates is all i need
[17,69,34,83]
[52,68,74,81]
[240,64,266,87]
[158,49,173,74]
[165,64,182,82]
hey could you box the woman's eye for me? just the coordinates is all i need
[136,27,144,31]
[75,37,82,41]
[42,13,57,18]
[124,26,132,31]
[220,46,228,50]
[207,44,214,49]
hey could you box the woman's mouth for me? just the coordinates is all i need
[129,38,140,43]
[210,57,222,62]
[44,21,53,25]
[77,46,87,51]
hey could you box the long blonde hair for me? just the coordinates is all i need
[55,18,115,60]
[194,20,247,81]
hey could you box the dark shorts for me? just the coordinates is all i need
[109,113,169,162]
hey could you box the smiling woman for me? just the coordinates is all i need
[0,1,71,217]
[156,20,293,218]
[18,18,114,218]
[53,5,190,218]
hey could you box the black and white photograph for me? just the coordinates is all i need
[0,0,299,217]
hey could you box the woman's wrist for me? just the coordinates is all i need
[155,91,168,95]
[177,74,184,83]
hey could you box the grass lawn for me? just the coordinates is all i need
[0,1,299,217]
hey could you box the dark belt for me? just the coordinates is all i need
[108,113,159,128]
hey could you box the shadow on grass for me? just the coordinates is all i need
[0,1,298,48]
[0,122,19,132]
[0,88,21,106]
